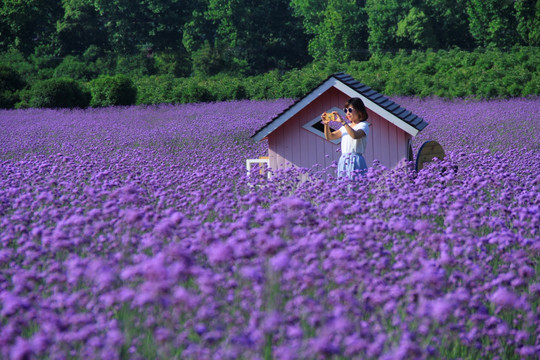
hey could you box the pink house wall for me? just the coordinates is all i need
[268,87,411,172]
[367,110,412,169]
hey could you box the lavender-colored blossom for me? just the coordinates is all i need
[9,337,33,360]
[0,292,30,317]
[518,265,534,279]
[0,97,538,359]
[430,298,455,323]
[269,251,290,272]
[206,242,234,265]
[239,265,264,282]
[261,310,282,334]
[489,287,523,311]
[310,335,341,357]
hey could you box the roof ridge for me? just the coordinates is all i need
[251,73,428,140]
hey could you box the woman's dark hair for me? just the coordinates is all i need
[345,97,368,121]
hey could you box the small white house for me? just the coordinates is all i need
[249,72,429,174]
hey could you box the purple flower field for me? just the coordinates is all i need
[0,97,539,360]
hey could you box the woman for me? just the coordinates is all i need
[322,97,369,179]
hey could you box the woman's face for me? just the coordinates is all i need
[344,105,362,123]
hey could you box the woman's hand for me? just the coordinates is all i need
[322,111,346,125]
[321,112,330,125]
[322,111,343,141]
[334,112,346,125]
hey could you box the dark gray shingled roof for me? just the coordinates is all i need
[252,72,429,140]
[334,72,429,131]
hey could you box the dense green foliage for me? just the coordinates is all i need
[0,65,26,108]
[2,1,538,109]
[24,78,90,109]
[89,75,137,107]
[134,47,540,105]
[1,0,539,77]
[184,0,308,76]
[349,47,540,99]
[53,56,99,81]
[1,46,538,109]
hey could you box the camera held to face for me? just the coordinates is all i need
[325,112,336,122]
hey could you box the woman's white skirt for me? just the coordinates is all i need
[337,152,367,179]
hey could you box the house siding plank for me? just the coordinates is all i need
[305,105,321,171]
[276,125,287,170]
[377,113,391,168]
[401,131,411,164]
[288,113,300,167]
[299,118,310,169]
[388,121,398,167]
[325,89,339,169]
[269,136,277,170]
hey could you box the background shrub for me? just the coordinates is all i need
[172,79,215,103]
[135,75,180,105]
[0,65,27,109]
[89,75,137,107]
[115,54,156,78]
[0,50,34,84]
[4,46,538,108]
[202,75,247,101]
[243,70,283,100]
[53,56,98,81]
[153,51,192,77]
[27,78,90,109]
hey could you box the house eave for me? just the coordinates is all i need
[332,81,420,137]
[252,78,338,142]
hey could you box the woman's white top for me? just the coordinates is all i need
[340,121,369,154]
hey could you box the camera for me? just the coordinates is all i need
[325,112,336,121]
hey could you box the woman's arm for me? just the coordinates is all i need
[337,115,366,139]
[341,123,366,139]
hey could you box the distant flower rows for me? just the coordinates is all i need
[0,97,539,359]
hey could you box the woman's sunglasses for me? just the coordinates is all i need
[343,107,354,113]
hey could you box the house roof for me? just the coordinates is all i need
[252,72,429,142]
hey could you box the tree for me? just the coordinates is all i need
[515,0,540,46]
[0,65,27,108]
[56,0,109,56]
[0,0,63,55]
[185,0,309,76]
[423,0,474,49]
[365,0,415,53]
[92,0,152,54]
[144,0,195,52]
[182,0,217,54]
[93,0,194,54]
[290,0,329,59]
[366,0,477,53]
[0,10,14,52]
[395,0,474,50]
[291,0,369,63]
[466,0,521,48]
[396,7,438,49]
[182,0,225,75]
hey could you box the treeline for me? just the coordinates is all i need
[1,0,538,77]
[2,47,538,109]
[1,1,539,109]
